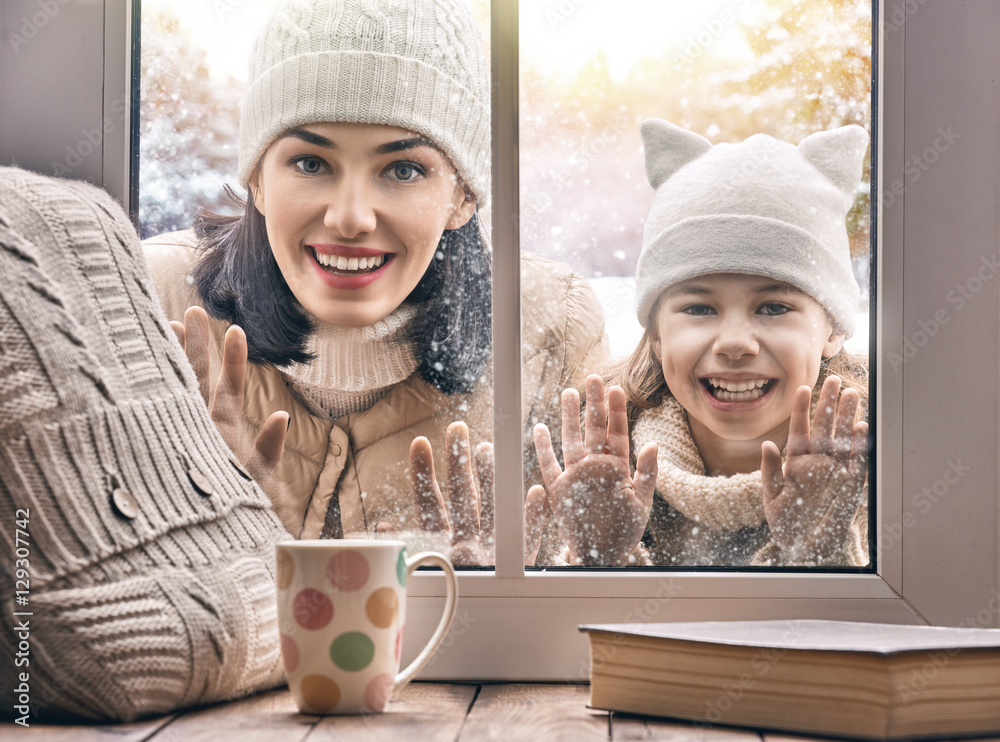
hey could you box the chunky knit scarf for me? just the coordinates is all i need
[632,395,766,532]
[630,395,868,567]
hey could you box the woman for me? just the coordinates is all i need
[144,0,607,563]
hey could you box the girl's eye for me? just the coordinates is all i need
[292,156,326,175]
[388,162,424,182]
[681,304,715,316]
[758,302,791,316]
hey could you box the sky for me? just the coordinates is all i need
[145,0,763,85]
[520,0,761,81]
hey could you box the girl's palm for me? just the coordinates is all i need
[533,375,657,566]
[761,375,868,562]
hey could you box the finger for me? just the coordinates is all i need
[445,422,481,544]
[785,385,813,457]
[524,484,547,567]
[560,387,585,466]
[633,441,658,510]
[532,423,563,491]
[809,375,842,455]
[475,442,495,544]
[169,320,186,348]
[606,385,630,460]
[832,387,860,462]
[760,440,784,505]
[374,522,396,535]
[211,325,249,429]
[408,436,450,532]
[253,410,288,471]
[584,375,609,456]
[183,306,211,405]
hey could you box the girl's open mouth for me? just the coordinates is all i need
[310,247,391,275]
[701,377,776,403]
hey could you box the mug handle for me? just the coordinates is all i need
[393,551,458,692]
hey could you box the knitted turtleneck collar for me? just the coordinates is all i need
[280,304,419,420]
[631,395,766,532]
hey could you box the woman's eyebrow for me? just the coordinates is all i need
[374,137,436,155]
[282,128,336,149]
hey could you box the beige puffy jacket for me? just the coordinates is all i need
[143,230,608,547]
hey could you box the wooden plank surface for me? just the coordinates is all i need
[1,713,176,741]
[308,682,476,742]
[18,683,994,742]
[612,714,763,741]
[149,689,316,742]
[460,684,608,741]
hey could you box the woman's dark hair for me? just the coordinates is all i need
[192,186,492,395]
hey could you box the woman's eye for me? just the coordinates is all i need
[388,162,424,182]
[292,156,325,175]
[758,302,791,316]
[681,304,715,316]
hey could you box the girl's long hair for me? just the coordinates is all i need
[191,185,492,395]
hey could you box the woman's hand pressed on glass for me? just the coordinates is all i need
[170,306,288,482]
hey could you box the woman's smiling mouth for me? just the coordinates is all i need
[311,248,387,273]
[701,377,776,403]
[307,245,392,289]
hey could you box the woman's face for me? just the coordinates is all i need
[251,122,475,327]
[652,273,845,448]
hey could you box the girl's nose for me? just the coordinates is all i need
[324,178,377,238]
[713,315,760,359]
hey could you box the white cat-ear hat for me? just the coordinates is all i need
[635,119,869,337]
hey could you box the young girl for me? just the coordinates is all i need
[143,0,606,564]
[531,119,870,567]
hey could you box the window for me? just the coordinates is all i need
[4,0,996,679]
[518,0,875,570]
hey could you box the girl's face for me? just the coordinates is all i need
[652,273,845,449]
[251,122,475,327]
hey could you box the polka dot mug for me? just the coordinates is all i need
[276,539,457,714]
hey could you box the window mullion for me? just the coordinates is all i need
[490,0,523,578]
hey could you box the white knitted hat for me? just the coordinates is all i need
[238,0,491,206]
[635,119,869,337]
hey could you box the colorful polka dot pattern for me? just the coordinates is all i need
[293,588,333,630]
[278,545,409,714]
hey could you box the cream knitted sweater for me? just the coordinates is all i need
[631,395,869,567]
[0,168,290,721]
[280,306,418,420]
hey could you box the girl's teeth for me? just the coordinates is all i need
[708,377,768,392]
[706,378,772,402]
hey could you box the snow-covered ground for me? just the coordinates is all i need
[588,276,870,361]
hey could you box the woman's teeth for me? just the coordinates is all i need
[313,250,386,272]
[705,378,773,402]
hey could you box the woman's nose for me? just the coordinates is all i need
[713,315,760,359]
[324,178,377,238]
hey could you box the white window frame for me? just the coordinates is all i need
[3,0,996,681]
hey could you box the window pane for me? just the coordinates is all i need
[520,0,873,569]
[139,0,496,567]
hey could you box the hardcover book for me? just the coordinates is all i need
[580,619,1000,739]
